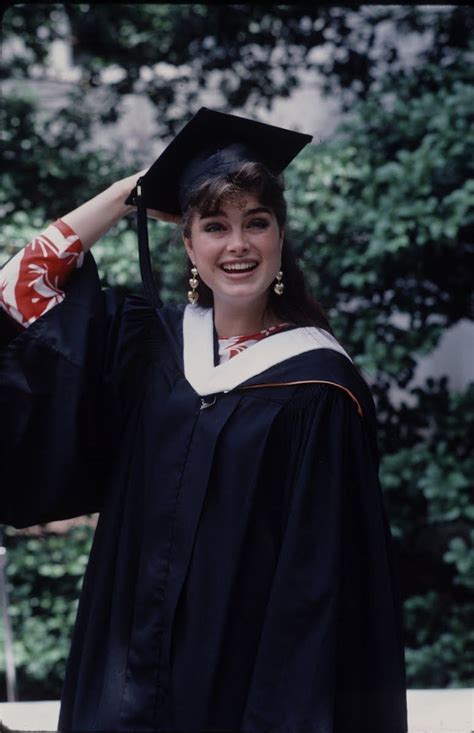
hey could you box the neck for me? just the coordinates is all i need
[213,296,279,338]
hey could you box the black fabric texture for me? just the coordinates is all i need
[124,107,312,216]
[0,253,408,732]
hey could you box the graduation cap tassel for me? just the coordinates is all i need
[135,179,162,310]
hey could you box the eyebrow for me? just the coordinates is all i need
[200,206,273,219]
[246,207,273,216]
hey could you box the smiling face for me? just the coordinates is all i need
[182,192,284,316]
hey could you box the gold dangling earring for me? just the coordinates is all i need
[188,266,199,304]
[274,270,284,296]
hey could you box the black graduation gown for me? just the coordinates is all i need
[0,253,408,733]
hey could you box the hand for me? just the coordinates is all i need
[117,169,182,225]
[61,169,181,253]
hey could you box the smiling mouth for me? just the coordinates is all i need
[220,261,259,273]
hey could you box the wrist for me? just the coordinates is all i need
[109,180,136,218]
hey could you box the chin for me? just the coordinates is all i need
[213,286,270,308]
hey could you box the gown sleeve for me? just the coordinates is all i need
[0,231,149,529]
[0,219,84,328]
[242,384,408,733]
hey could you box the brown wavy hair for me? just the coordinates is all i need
[181,161,333,333]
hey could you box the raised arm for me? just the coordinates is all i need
[0,170,182,527]
[0,170,180,329]
[61,169,181,251]
[61,170,143,253]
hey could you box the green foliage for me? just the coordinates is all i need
[285,59,473,387]
[2,4,472,134]
[0,526,94,700]
[93,218,187,302]
[403,591,474,687]
[377,382,474,686]
[1,4,473,700]
[378,381,473,529]
[1,91,132,223]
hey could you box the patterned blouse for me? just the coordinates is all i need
[0,219,291,361]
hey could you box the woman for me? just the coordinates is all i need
[0,109,407,732]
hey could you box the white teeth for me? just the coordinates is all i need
[222,262,257,272]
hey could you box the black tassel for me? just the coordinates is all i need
[135,178,162,310]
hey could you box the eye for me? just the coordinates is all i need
[248,218,270,229]
[203,222,225,233]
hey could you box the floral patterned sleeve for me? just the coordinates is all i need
[0,219,84,328]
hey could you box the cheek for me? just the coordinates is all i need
[262,231,283,261]
[192,240,220,274]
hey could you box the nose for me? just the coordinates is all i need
[226,230,249,254]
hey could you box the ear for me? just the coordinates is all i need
[182,233,195,264]
[279,227,284,250]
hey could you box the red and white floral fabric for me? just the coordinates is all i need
[218,323,292,363]
[0,220,291,362]
[0,219,84,328]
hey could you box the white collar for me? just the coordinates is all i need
[182,304,352,396]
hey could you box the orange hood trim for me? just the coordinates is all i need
[240,379,363,417]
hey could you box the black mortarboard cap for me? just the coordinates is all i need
[125,107,312,309]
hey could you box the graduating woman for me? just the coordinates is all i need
[0,109,408,732]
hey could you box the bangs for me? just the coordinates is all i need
[190,178,246,219]
[183,161,287,232]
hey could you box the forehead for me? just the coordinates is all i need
[198,192,267,217]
